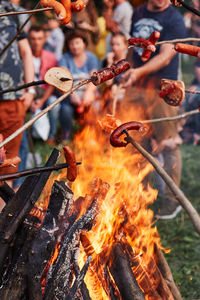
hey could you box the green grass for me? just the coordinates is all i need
[156,145,200,300]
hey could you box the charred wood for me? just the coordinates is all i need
[80,233,110,297]
[44,198,98,300]
[104,265,120,300]
[27,180,74,300]
[109,243,145,300]
[65,256,92,300]
[0,148,60,271]
[0,182,15,203]
[73,249,91,300]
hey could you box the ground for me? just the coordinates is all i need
[157,144,200,300]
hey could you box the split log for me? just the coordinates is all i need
[0,148,60,273]
[65,256,92,300]
[109,243,145,300]
[27,180,74,300]
[0,207,43,299]
[43,198,98,300]
[80,233,111,297]
[73,249,92,300]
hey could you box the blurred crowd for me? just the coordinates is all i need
[0,0,200,217]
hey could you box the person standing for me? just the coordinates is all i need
[122,0,187,219]
[28,25,58,145]
[0,0,34,209]
[58,30,99,141]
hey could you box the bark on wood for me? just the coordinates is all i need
[65,256,92,300]
[73,249,92,300]
[155,245,182,300]
[0,182,15,203]
[27,181,74,300]
[0,148,60,273]
[109,243,145,300]
[43,198,98,300]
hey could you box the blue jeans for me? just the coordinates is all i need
[45,95,60,139]
[59,103,74,139]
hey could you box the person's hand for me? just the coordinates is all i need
[107,52,114,66]
[78,21,92,31]
[30,98,44,113]
[19,92,34,111]
[70,92,82,106]
[121,68,141,88]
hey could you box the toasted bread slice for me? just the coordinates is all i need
[44,67,73,93]
[160,78,185,106]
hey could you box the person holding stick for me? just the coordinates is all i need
[121,0,187,219]
[0,0,34,210]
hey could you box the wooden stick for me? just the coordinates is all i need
[155,245,182,300]
[0,162,81,182]
[156,37,200,45]
[0,80,45,95]
[185,88,200,94]
[0,7,53,18]
[0,79,91,149]
[0,2,40,58]
[177,0,200,17]
[123,130,200,235]
[139,108,199,124]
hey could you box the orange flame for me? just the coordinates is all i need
[62,104,164,298]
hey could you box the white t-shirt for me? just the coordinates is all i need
[113,1,133,38]
[33,56,41,81]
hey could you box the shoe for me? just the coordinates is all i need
[155,200,182,220]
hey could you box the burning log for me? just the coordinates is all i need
[109,243,145,300]
[73,249,92,300]
[65,256,92,300]
[0,148,60,272]
[43,197,99,300]
[27,180,74,300]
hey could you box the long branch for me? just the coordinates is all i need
[177,0,200,17]
[139,108,199,124]
[123,130,200,235]
[0,79,91,149]
[156,37,200,45]
[0,80,45,95]
[0,2,40,57]
[0,7,53,18]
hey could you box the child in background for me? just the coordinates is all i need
[101,32,128,114]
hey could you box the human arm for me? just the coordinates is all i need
[30,85,55,113]
[18,38,35,110]
[82,81,96,106]
[122,43,176,87]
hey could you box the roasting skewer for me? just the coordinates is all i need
[0,162,81,182]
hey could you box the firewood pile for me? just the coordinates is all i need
[0,148,182,300]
